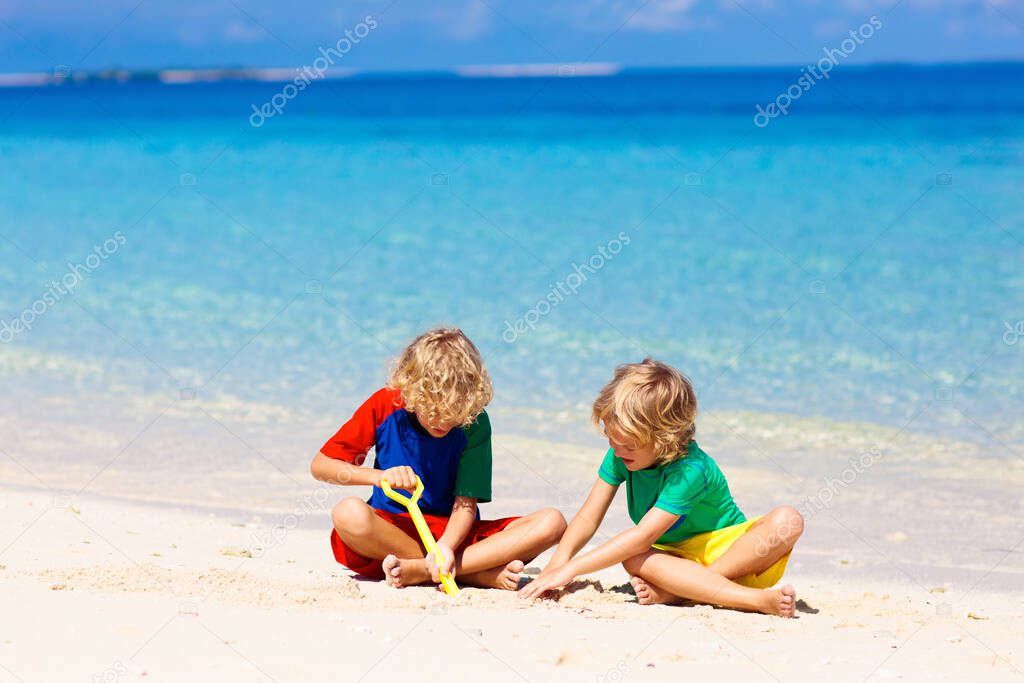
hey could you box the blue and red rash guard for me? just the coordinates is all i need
[320,387,492,516]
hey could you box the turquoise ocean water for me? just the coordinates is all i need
[1,64,1022,502]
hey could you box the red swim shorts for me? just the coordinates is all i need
[330,507,520,579]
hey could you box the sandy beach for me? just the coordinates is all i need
[3,410,1023,682]
[3,487,1022,682]
[3,49,1023,682]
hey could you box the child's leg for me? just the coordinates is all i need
[456,508,566,590]
[331,497,432,586]
[707,506,804,580]
[623,550,796,617]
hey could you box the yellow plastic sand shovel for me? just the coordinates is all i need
[379,475,460,597]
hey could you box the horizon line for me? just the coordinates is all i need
[0,57,1021,88]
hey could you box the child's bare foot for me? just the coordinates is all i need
[759,584,797,617]
[494,560,525,590]
[461,560,525,590]
[630,576,679,605]
[382,555,403,587]
[382,554,430,588]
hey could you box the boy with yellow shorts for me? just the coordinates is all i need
[519,359,803,616]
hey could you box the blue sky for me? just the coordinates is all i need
[1,0,1022,72]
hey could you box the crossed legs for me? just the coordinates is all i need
[332,497,566,590]
[625,506,804,616]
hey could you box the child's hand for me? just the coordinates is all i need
[378,466,418,490]
[518,564,574,600]
[425,542,455,583]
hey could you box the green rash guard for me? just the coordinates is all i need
[597,441,746,545]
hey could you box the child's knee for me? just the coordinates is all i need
[621,550,654,575]
[769,505,804,542]
[332,497,375,537]
[535,507,567,543]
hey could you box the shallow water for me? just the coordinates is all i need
[1,65,1022,505]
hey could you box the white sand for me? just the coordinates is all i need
[2,486,1022,682]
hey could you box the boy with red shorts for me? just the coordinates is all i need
[312,328,566,589]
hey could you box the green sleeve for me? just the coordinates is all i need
[454,411,492,502]
[597,448,625,486]
[654,460,707,518]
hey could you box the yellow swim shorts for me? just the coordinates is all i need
[651,516,790,589]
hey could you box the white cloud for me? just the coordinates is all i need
[176,25,209,47]
[812,17,849,37]
[438,0,493,41]
[945,18,967,35]
[223,20,265,44]
[718,0,777,13]
[626,0,698,31]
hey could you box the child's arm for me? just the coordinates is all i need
[311,389,419,490]
[310,453,418,490]
[519,506,680,599]
[428,496,477,581]
[542,478,618,573]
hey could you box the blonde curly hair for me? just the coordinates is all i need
[387,328,493,429]
[592,358,697,465]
